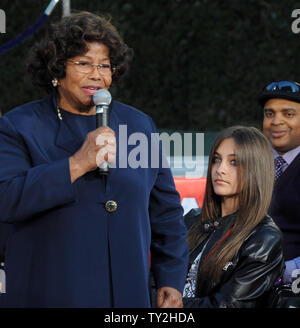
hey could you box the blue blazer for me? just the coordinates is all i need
[0,92,188,307]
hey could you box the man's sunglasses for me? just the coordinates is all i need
[264,81,300,93]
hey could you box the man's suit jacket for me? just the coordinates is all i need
[270,152,300,261]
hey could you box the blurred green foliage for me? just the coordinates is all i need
[1,0,300,131]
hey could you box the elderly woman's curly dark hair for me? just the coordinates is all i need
[27,11,133,93]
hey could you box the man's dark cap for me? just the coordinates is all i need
[258,81,300,106]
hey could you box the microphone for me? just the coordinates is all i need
[93,89,112,175]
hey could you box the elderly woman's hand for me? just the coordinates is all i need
[156,287,183,308]
[69,126,116,183]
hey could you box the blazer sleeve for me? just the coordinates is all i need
[183,224,285,308]
[148,119,189,293]
[0,116,76,223]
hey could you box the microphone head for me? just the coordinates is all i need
[93,89,112,106]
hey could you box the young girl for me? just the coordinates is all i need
[183,126,284,308]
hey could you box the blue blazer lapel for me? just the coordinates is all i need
[55,120,82,155]
[42,91,83,155]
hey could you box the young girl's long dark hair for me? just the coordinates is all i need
[187,126,274,285]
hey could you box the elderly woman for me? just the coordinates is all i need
[0,12,188,307]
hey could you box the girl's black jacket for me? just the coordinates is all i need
[183,209,285,308]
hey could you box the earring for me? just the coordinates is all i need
[51,78,59,87]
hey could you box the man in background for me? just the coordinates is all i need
[259,81,300,283]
